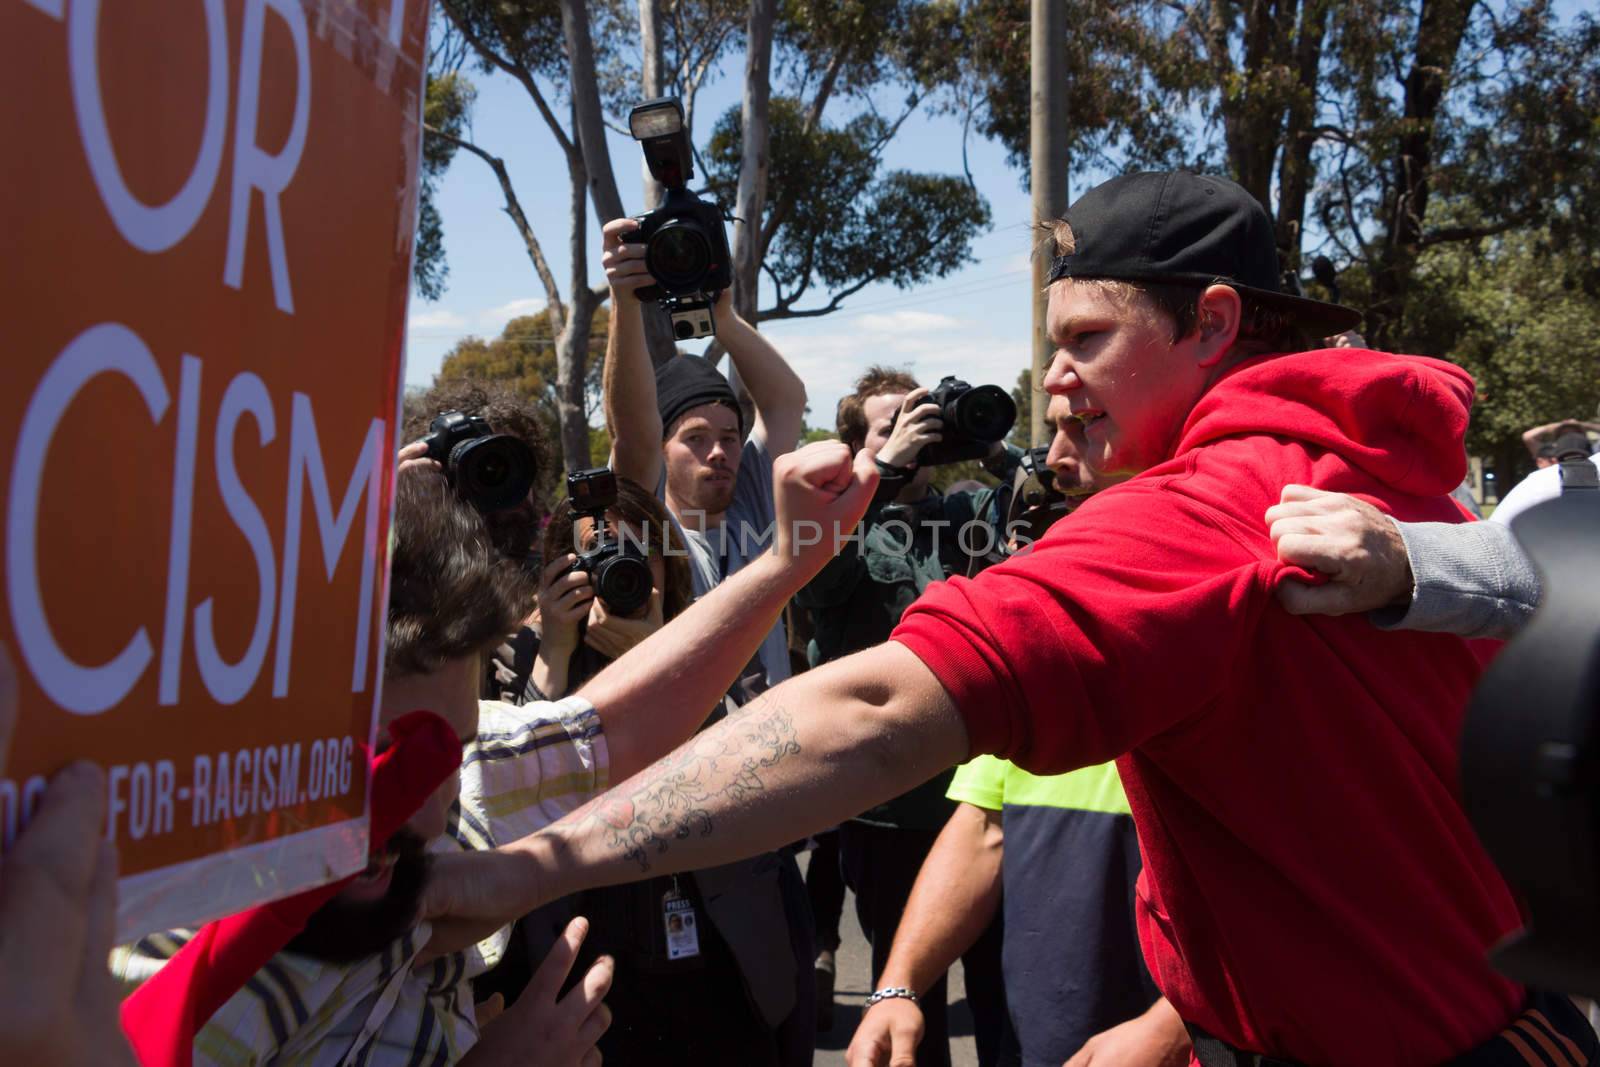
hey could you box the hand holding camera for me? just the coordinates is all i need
[536,555,596,657]
[602,218,654,297]
[885,377,1017,468]
[878,388,943,470]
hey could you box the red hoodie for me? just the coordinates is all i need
[893,349,1523,1065]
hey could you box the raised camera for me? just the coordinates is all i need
[893,376,1017,467]
[624,97,731,341]
[565,467,653,616]
[421,411,536,513]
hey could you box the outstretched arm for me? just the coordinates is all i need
[846,802,1004,1067]
[423,639,970,929]
[601,218,665,487]
[587,441,879,782]
[715,291,807,456]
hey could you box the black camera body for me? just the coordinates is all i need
[421,411,536,513]
[897,376,1018,467]
[565,468,653,617]
[625,97,731,341]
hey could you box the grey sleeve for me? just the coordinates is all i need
[1368,520,1543,640]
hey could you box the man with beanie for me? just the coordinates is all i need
[595,218,813,1065]
[429,172,1599,1066]
[601,219,807,692]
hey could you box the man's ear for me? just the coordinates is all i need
[1193,284,1242,368]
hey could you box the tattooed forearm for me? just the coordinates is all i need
[575,698,802,872]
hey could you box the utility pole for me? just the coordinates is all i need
[1030,0,1068,446]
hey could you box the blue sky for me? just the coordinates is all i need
[405,57,1045,429]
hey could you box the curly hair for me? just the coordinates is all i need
[542,476,693,622]
[1038,218,1312,358]
[836,365,921,452]
[385,472,533,678]
[403,378,557,563]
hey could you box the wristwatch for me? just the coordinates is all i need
[864,987,919,1009]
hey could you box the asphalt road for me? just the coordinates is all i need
[803,853,980,1067]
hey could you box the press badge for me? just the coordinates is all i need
[662,880,701,960]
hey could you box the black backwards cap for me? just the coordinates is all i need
[656,355,744,440]
[1049,170,1363,338]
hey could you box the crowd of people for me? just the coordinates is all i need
[6,168,1599,1067]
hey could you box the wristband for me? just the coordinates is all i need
[864,987,919,1009]
[874,457,914,479]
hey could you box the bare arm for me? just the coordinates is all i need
[877,802,1004,994]
[423,640,971,928]
[584,442,878,782]
[601,218,664,486]
[845,801,1004,1067]
[714,291,807,455]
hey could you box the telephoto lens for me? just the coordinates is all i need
[915,376,1018,466]
[946,384,1015,443]
[450,435,536,513]
[422,411,538,513]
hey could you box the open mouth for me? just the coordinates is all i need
[1069,409,1107,432]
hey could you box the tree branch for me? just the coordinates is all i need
[426,122,567,334]
[440,3,579,162]
[1420,213,1534,248]
[758,273,878,321]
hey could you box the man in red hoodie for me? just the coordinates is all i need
[424,172,1596,1066]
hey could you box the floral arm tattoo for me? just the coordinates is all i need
[573,699,802,872]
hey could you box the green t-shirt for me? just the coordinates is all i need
[946,753,1132,816]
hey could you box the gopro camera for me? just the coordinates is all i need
[565,468,653,616]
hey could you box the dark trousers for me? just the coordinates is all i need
[840,821,1012,1067]
[808,829,846,954]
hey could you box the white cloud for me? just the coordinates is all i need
[854,310,965,334]
[408,307,466,330]
[762,309,1030,428]
[482,297,546,325]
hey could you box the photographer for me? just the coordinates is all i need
[601,217,806,691]
[798,366,1021,1067]
[600,216,817,1064]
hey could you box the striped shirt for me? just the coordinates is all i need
[112,697,608,1066]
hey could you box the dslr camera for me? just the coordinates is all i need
[893,376,1018,467]
[565,467,653,616]
[625,97,732,342]
[421,411,536,513]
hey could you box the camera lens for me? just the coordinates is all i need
[452,435,536,512]
[594,553,652,616]
[674,320,696,340]
[648,222,711,290]
[950,385,1017,442]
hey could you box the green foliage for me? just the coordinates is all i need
[1397,226,1600,457]
[415,72,476,300]
[705,97,991,318]
[802,425,838,444]
[1009,366,1034,448]
[435,304,610,426]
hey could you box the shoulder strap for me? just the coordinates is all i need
[1558,457,1598,493]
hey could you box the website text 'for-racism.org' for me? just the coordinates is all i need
[0,736,358,849]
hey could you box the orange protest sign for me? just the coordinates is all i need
[1,0,430,941]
